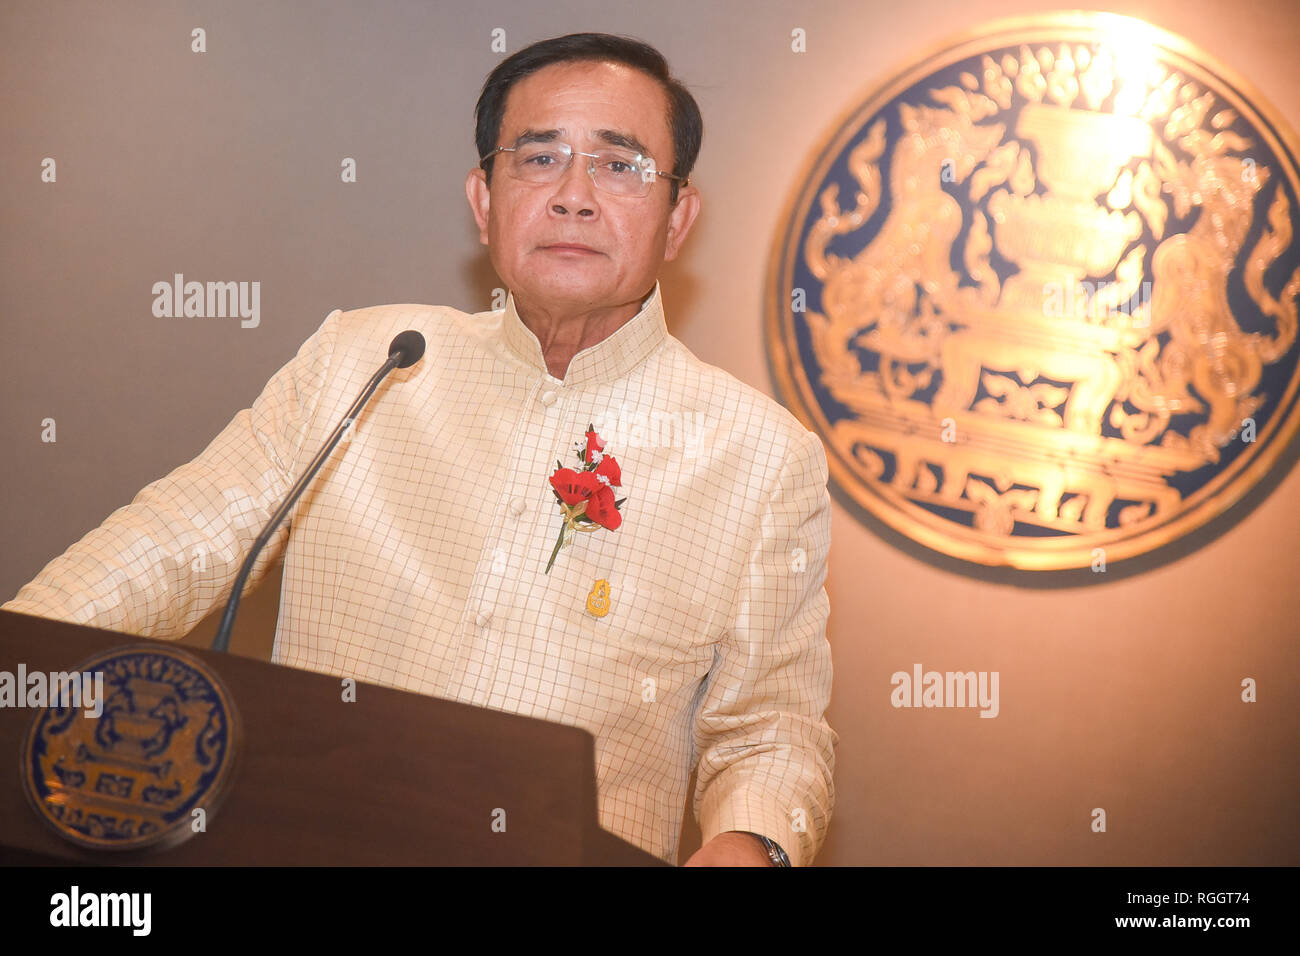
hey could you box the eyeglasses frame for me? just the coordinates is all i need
[478,141,690,196]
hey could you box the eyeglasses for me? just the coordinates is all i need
[480,140,688,198]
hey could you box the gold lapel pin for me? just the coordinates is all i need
[586,578,611,618]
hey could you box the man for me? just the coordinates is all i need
[2,33,836,866]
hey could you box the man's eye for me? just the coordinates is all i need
[602,159,637,176]
[521,151,560,167]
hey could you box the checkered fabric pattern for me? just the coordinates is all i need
[3,283,837,865]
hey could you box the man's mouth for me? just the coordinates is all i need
[540,243,601,254]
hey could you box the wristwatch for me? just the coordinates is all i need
[740,831,791,867]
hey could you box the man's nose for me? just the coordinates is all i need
[548,157,600,217]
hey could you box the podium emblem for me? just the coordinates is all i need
[766,13,1300,570]
[22,644,240,851]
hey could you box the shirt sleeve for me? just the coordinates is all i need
[0,309,343,639]
[692,427,838,866]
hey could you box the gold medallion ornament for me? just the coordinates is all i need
[22,644,240,852]
[766,13,1300,570]
[586,579,612,618]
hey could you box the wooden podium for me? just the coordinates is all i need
[0,610,665,865]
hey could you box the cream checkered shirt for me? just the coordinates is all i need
[3,283,837,865]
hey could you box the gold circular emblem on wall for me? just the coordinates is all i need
[766,12,1300,569]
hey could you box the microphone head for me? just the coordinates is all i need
[389,330,426,369]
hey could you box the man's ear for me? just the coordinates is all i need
[663,184,701,262]
[466,168,490,245]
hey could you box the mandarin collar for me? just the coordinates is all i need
[500,283,668,386]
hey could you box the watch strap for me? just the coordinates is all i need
[738,830,791,867]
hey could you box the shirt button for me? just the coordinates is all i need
[509,497,527,516]
[475,610,492,627]
[539,389,558,407]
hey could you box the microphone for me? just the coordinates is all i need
[389,329,425,368]
[211,330,427,653]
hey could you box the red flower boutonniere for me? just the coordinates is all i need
[545,423,625,574]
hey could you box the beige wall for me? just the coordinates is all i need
[2,0,1297,864]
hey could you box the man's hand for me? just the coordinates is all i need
[683,831,774,866]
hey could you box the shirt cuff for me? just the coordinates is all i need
[696,771,816,868]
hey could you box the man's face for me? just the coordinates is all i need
[466,60,700,319]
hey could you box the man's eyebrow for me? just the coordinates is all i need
[511,128,563,146]
[594,128,652,157]
[508,127,654,157]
